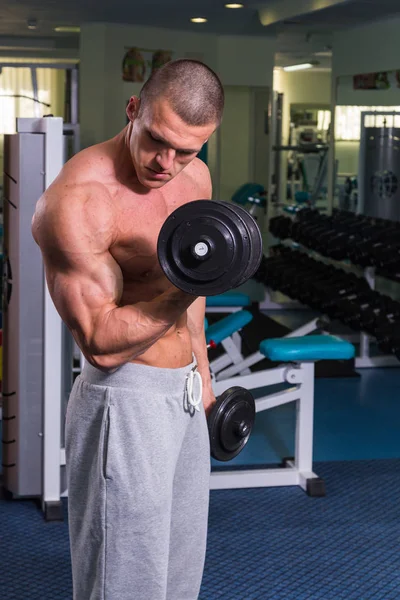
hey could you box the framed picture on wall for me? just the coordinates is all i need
[122,47,173,83]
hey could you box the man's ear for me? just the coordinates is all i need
[126,96,141,123]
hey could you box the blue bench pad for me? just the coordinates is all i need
[206,293,251,307]
[260,335,355,362]
[205,310,253,346]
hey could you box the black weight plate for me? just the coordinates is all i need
[208,386,256,462]
[157,200,259,295]
[222,202,263,287]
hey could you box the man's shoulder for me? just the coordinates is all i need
[60,141,113,186]
[185,158,212,198]
[40,142,115,220]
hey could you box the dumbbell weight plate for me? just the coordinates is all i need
[225,202,264,288]
[157,200,262,296]
[208,387,256,462]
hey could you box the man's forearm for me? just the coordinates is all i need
[191,332,213,392]
[85,288,196,370]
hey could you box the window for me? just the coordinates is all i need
[335,105,400,141]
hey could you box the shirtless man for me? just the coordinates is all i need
[32,60,224,600]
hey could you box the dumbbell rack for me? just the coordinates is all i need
[355,267,399,368]
[282,244,399,369]
[265,208,400,369]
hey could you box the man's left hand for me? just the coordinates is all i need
[202,385,217,417]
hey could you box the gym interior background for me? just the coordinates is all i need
[1,1,400,598]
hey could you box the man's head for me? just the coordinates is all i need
[126,59,224,188]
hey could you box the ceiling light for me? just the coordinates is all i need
[27,18,38,30]
[283,63,314,72]
[54,26,81,33]
[190,17,208,23]
[225,3,244,7]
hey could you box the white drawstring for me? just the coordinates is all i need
[186,366,202,412]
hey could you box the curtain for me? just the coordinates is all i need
[0,66,66,133]
[0,64,66,190]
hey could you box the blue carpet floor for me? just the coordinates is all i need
[1,459,400,599]
[1,365,400,598]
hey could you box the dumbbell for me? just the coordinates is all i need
[371,242,400,271]
[269,215,292,240]
[326,231,364,261]
[208,387,256,461]
[334,291,377,330]
[157,200,263,296]
[292,219,329,248]
[294,263,341,303]
[315,277,370,321]
[375,320,400,357]
[359,295,400,337]
[252,254,268,283]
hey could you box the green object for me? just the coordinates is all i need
[232,183,265,206]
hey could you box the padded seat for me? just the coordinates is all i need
[206,292,251,308]
[260,335,355,363]
[205,310,253,346]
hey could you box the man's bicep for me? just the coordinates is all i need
[33,190,121,340]
[44,249,123,352]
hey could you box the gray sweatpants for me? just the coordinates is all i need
[65,358,211,600]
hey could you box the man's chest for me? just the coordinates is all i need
[109,180,199,285]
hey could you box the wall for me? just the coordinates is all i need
[332,16,400,79]
[80,23,276,149]
[337,74,400,107]
[219,86,252,202]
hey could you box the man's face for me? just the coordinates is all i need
[127,97,216,189]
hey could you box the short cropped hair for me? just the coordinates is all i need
[139,59,224,126]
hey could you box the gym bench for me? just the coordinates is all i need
[206,291,252,313]
[208,314,354,495]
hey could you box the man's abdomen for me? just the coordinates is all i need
[131,325,193,369]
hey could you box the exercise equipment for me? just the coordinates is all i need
[157,200,263,296]
[208,387,255,462]
[2,117,67,521]
[203,304,355,494]
[268,206,400,281]
[212,333,355,496]
[206,291,251,314]
[253,244,400,361]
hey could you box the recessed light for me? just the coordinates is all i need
[283,63,314,72]
[27,18,38,30]
[225,3,244,8]
[54,26,81,33]
[190,17,208,23]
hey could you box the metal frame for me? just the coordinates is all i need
[206,305,245,314]
[16,118,65,516]
[211,361,318,492]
